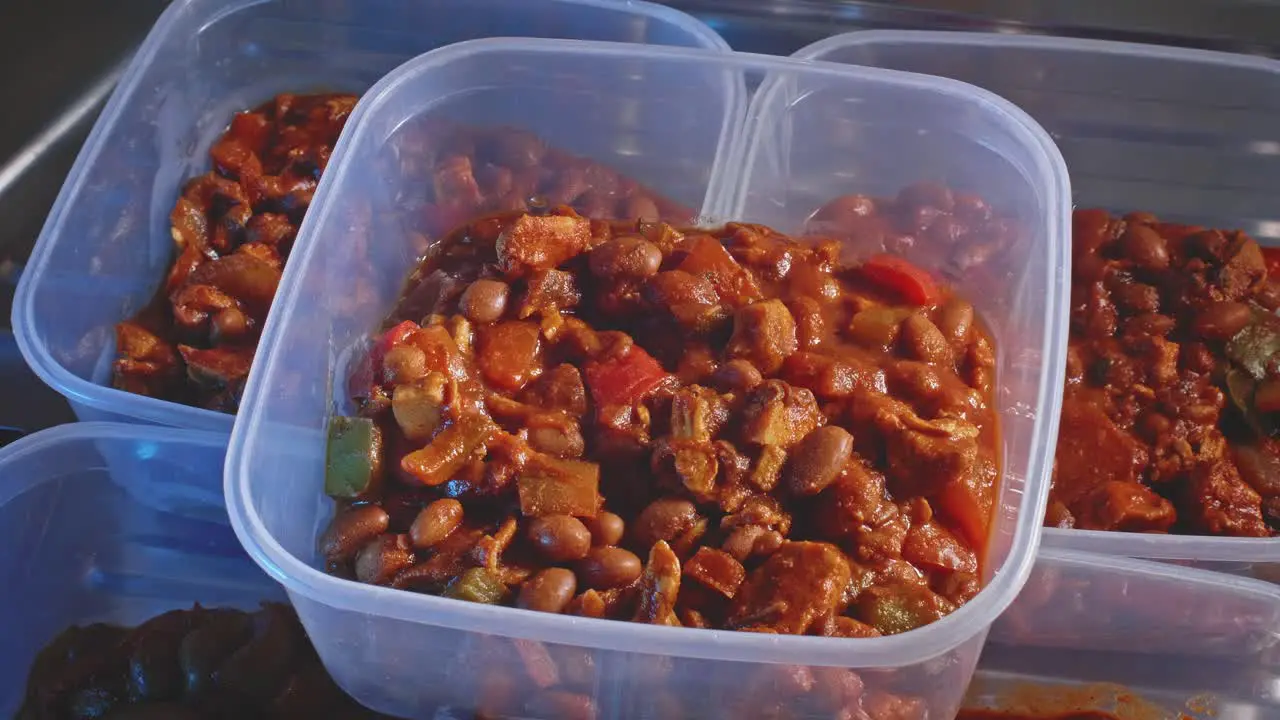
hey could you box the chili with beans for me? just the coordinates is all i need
[1051,210,1280,536]
[111,94,686,413]
[18,604,392,720]
[324,190,1001,641]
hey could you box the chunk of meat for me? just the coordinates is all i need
[674,234,762,307]
[901,519,978,574]
[518,268,581,318]
[643,270,727,335]
[740,380,822,447]
[179,345,253,390]
[782,351,887,400]
[495,213,591,278]
[683,547,745,599]
[523,363,588,416]
[477,321,543,392]
[1181,459,1270,537]
[1219,232,1266,300]
[873,394,979,498]
[726,299,799,374]
[1073,480,1176,532]
[727,542,851,634]
[1053,395,1148,508]
[182,253,281,319]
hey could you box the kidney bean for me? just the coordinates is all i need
[900,314,952,365]
[518,568,578,614]
[785,425,854,496]
[459,278,509,324]
[584,511,625,547]
[382,344,428,385]
[1119,223,1170,270]
[528,515,593,562]
[578,547,642,589]
[1193,300,1252,340]
[410,499,464,550]
[589,236,663,280]
[320,504,389,561]
[632,497,698,549]
[354,534,414,585]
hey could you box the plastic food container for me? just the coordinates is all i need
[795,31,1280,578]
[971,548,1280,719]
[10,0,729,434]
[227,38,1070,719]
[0,423,284,716]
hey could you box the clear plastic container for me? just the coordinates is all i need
[0,423,284,716]
[969,548,1280,719]
[227,38,1071,719]
[795,31,1280,577]
[10,0,729,434]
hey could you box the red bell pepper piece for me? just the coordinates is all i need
[859,254,941,305]
[1263,247,1280,279]
[371,320,420,369]
[586,346,668,409]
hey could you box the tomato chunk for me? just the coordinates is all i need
[860,254,941,305]
[585,346,668,409]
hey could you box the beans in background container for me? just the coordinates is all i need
[11,0,730,432]
[794,30,1280,577]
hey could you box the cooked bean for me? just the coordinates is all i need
[632,497,699,549]
[211,307,250,342]
[1120,224,1170,270]
[320,504,389,561]
[711,358,763,392]
[589,236,663,280]
[786,425,854,496]
[585,511,625,547]
[354,534,414,585]
[578,547,642,589]
[1193,301,1251,340]
[528,515,593,562]
[936,299,974,346]
[526,691,597,720]
[624,195,661,222]
[901,314,951,365]
[896,181,954,213]
[517,568,578,614]
[459,279,509,324]
[383,344,428,385]
[410,499,464,550]
[528,423,586,458]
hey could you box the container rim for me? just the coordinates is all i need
[9,0,728,432]
[228,37,1071,668]
[797,28,1280,563]
[793,29,1280,74]
[0,421,226,508]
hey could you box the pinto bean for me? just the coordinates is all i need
[589,236,663,280]
[529,515,593,562]
[459,279,510,324]
[320,504,390,562]
[585,511,625,547]
[632,498,699,549]
[578,547,642,589]
[518,568,578,614]
[785,425,854,496]
[410,499,464,550]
